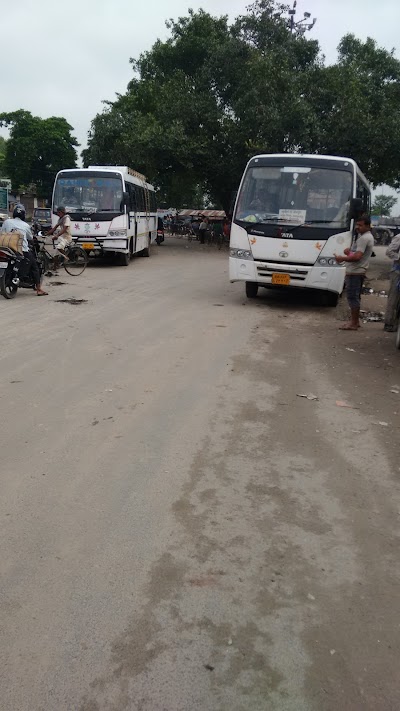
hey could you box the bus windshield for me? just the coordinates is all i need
[235,165,353,228]
[53,172,124,214]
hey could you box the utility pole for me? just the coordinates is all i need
[288,1,317,35]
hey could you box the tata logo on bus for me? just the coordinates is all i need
[282,232,294,239]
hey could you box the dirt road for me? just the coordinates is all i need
[1,240,399,710]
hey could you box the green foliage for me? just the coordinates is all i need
[308,35,400,189]
[0,135,6,176]
[83,1,400,209]
[371,194,398,216]
[0,110,78,198]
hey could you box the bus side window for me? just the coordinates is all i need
[127,183,136,212]
[357,178,370,213]
[135,185,145,212]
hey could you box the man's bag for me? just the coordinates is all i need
[0,230,24,254]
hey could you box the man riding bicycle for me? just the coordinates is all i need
[47,206,72,264]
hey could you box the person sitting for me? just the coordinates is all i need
[1,204,48,296]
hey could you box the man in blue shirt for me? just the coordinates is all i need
[1,204,48,295]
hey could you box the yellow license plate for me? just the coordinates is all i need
[271,273,291,286]
[82,242,94,250]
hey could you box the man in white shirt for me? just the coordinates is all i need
[335,215,375,330]
[1,203,48,295]
[47,206,72,259]
[199,217,208,244]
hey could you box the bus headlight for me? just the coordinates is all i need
[230,248,253,260]
[317,256,339,267]
[108,229,127,237]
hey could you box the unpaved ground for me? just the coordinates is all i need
[0,240,399,711]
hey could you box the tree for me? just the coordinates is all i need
[84,2,322,210]
[0,136,6,176]
[83,1,400,209]
[371,194,398,216]
[0,110,78,198]
[307,35,400,189]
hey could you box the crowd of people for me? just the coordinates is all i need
[163,213,231,245]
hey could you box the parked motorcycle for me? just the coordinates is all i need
[0,244,44,299]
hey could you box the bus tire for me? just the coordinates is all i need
[119,251,130,266]
[395,322,400,350]
[245,282,258,299]
[142,236,151,258]
[321,291,339,307]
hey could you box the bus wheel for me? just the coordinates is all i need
[245,282,258,299]
[321,291,339,307]
[119,251,130,266]
[142,236,151,258]
[395,321,400,350]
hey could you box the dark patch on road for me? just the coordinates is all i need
[50,281,67,286]
[55,298,88,305]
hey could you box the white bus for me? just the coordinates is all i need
[230,154,371,305]
[52,166,157,265]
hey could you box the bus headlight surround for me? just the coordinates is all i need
[230,248,253,260]
[108,229,127,237]
[317,256,339,267]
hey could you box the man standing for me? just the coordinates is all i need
[335,215,374,330]
[199,216,208,244]
[383,232,400,332]
[1,203,48,296]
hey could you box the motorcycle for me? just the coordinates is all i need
[156,228,165,245]
[0,242,44,299]
[156,217,165,245]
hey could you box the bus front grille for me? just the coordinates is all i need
[256,262,310,281]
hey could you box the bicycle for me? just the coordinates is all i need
[35,237,88,276]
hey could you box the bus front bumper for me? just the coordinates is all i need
[72,236,129,253]
[229,257,346,294]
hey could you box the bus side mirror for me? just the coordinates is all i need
[349,197,363,219]
[122,191,130,206]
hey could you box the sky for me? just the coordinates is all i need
[1,0,399,196]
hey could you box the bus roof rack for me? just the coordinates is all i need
[88,165,147,182]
